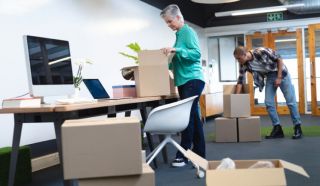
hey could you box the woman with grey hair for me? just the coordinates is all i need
[160,4,206,167]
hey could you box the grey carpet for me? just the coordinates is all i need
[25,115,320,186]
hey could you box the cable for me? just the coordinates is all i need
[8,92,30,99]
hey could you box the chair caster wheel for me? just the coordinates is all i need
[197,169,205,178]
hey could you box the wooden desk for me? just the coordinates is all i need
[199,92,223,123]
[0,96,177,186]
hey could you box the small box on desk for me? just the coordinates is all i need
[78,164,155,186]
[62,117,143,179]
[133,50,171,97]
[223,84,250,118]
[112,85,136,98]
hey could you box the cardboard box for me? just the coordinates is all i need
[169,71,178,96]
[214,117,237,142]
[238,116,261,142]
[134,50,171,97]
[141,150,146,163]
[223,85,250,118]
[185,150,309,186]
[112,85,137,98]
[78,164,155,186]
[62,117,142,179]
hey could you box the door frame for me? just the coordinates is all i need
[245,29,304,115]
[308,24,320,115]
[245,32,268,115]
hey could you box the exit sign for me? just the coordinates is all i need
[267,12,283,22]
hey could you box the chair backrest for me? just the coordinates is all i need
[144,96,197,134]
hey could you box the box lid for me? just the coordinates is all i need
[223,84,249,95]
[279,160,309,178]
[138,50,173,66]
[185,150,309,177]
[62,117,140,127]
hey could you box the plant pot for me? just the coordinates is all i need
[121,66,136,81]
[69,88,80,99]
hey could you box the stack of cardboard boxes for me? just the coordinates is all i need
[61,117,154,186]
[215,85,261,142]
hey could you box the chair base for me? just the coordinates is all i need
[146,135,187,165]
[146,135,205,179]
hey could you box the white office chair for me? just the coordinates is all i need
[144,96,204,177]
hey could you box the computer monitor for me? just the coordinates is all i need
[23,35,75,97]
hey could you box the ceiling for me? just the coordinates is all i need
[140,0,320,28]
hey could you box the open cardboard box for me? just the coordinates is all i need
[135,50,173,97]
[223,84,250,118]
[185,150,309,186]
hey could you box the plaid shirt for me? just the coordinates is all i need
[237,47,288,92]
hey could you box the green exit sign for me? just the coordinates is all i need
[267,12,283,22]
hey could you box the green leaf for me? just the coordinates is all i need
[119,52,138,61]
[127,42,141,53]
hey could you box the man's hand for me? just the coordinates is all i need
[161,47,176,56]
[235,84,242,94]
[274,78,282,87]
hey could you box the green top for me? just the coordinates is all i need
[169,24,204,86]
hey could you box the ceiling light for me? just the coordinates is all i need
[275,38,297,43]
[191,0,239,4]
[215,3,304,17]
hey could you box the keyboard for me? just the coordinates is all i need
[55,98,94,104]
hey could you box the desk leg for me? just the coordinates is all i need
[54,119,74,186]
[108,113,116,118]
[8,115,23,186]
[140,107,157,168]
[157,100,168,164]
[125,111,131,117]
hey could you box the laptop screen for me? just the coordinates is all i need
[83,79,110,99]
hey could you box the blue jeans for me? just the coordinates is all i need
[176,79,205,160]
[265,72,301,126]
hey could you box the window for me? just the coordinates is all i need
[207,35,244,82]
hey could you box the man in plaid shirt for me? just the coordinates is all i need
[233,46,302,139]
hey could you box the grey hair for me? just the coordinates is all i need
[160,4,184,22]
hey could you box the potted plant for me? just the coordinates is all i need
[119,42,141,80]
[73,58,93,91]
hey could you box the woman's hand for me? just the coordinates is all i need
[161,47,176,56]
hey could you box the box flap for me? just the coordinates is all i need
[223,85,236,95]
[223,84,249,95]
[185,150,208,170]
[138,50,172,66]
[279,160,310,178]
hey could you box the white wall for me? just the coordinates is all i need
[0,0,206,147]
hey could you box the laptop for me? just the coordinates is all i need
[83,79,116,100]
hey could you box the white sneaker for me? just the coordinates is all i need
[171,158,187,167]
